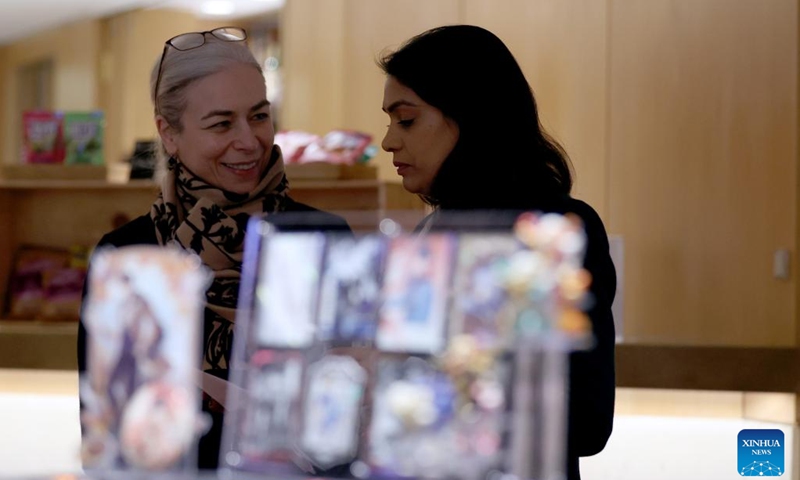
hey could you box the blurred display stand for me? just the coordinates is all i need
[79,210,593,480]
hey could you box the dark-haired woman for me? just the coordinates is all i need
[379,25,616,480]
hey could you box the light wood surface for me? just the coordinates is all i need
[615,388,745,418]
[462,0,609,220]
[282,0,461,182]
[616,345,797,393]
[608,0,797,346]
[0,19,102,166]
[0,47,7,168]
[0,368,77,395]
[340,0,461,182]
[0,190,12,315]
[0,321,79,371]
[281,0,347,137]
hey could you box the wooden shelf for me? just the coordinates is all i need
[0,319,78,335]
[0,179,158,190]
[0,176,424,370]
[0,178,394,191]
[616,344,798,393]
[292,179,386,189]
[0,320,78,370]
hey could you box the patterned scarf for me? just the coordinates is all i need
[150,147,289,371]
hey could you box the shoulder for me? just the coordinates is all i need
[97,214,158,248]
[550,197,609,243]
[554,197,616,300]
[266,198,352,233]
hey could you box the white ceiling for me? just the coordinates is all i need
[0,0,284,45]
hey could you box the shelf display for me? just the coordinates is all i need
[4,245,88,321]
[21,110,105,165]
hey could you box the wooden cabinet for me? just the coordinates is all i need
[607,0,797,346]
[0,178,425,369]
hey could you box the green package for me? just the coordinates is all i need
[63,111,104,165]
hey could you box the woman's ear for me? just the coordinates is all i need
[155,115,178,157]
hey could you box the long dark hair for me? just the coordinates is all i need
[379,25,573,210]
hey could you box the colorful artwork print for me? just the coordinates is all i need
[450,234,521,348]
[300,355,368,468]
[376,235,455,354]
[239,350,305,463]
[256,233,325,348]
[80,246,208,471]
[318,236,385,343]
[368,356,509,480]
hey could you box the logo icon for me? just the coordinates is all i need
[738,429,784,476]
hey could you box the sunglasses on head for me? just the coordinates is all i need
[153,27,247,115]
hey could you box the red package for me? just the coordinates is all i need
[6,245,89,321]
[22,110,65,164]
[6,247,70,319]
[274,130,320,164]
[298,130,372,165]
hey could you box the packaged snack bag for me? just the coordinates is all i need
[298,130,372,165]
[274,130,320,164]
[40,245,91,321]
[22,110,64,164]
[63,111,104,165]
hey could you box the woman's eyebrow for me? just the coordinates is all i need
[201,100,271,120]
[201,109,232,120]
[383,99,417,113]
[250,99,271,112]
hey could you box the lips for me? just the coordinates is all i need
[393,162,411,175]
[222,161,257,172]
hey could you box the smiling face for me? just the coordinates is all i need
[381,76,459,195]
[157,63,273,194]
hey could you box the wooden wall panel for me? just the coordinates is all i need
[341,0,461,181]
[0,46,7,170]
[608,0,797,345]
[463,0,610,219]
[281,0,460,181]
[281,0,347,137]
[13,189,157,250]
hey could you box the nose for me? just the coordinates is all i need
[381,127,400,153]
[233,122,260,151]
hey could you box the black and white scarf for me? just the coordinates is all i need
[150,147,289,371]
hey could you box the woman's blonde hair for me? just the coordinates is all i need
[150,33,263,166]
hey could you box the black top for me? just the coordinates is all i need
[421,197,616,480]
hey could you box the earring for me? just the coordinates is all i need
[167,155,179,170]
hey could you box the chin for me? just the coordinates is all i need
[222,180,258,195]
[401,177,423,195]
[403,179,434,197]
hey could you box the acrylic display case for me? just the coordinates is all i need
[219,211,594,480]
